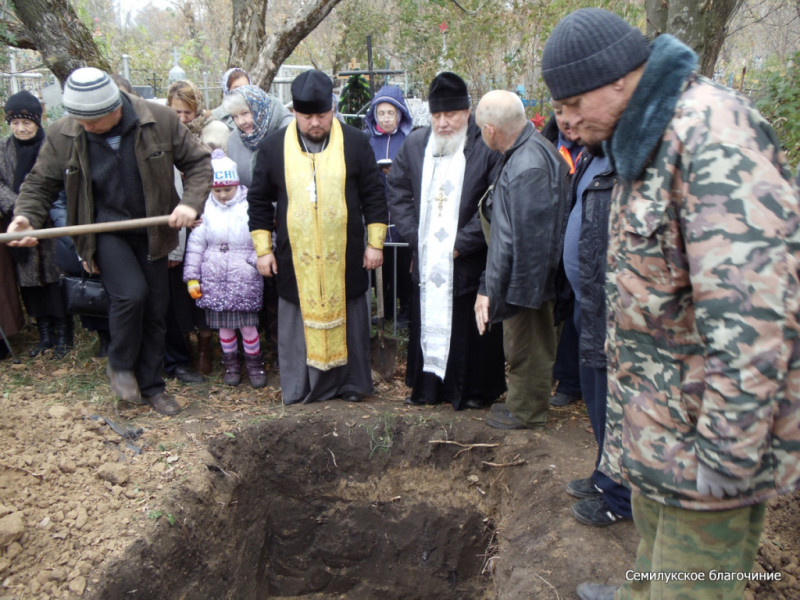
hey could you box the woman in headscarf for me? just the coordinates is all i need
[222,84,293,188]
[0,91,71,357]
[223,84,292,368]
[211,67,251,130]
[364,86,414,328]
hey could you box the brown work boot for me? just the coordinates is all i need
[145,392,182,416]
[106,363,143,404]
[244,352,267,389]
[197,330,213,375]
[221,351,241,386]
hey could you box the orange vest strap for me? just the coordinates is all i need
[559,145,576,174]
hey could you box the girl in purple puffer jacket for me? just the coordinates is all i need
[183,150,266,388]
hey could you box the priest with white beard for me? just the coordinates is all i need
[387,72,506,410]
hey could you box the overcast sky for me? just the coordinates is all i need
[116,0,174,21]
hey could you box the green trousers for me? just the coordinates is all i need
[503,301,556,427]
[617,492,766,600]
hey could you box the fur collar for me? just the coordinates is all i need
[609,35,698,180]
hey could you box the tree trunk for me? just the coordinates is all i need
[7,0,110,84]
[229,0,344,89]
[229,0,267,78]
[645,0,743,77]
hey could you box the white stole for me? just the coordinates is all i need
[418,136,466,380]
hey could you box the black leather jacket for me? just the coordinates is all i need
[479,122,570,323]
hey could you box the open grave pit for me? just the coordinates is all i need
[92,414,502,599]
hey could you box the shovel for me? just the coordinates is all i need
[0,216,171,244]
[371,266,398,382]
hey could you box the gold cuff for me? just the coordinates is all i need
[251,229,272,257]
[367,223,387,250]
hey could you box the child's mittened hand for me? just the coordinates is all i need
[187,280,202,299]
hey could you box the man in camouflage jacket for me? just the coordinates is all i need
[542,8,800,600]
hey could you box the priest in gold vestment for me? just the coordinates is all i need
[248,70,387,404]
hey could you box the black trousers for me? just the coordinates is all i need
[164,264,191,372]
[407,289,506,410]
[95,233,168,397]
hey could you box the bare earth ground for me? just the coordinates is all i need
[0,326,798,599]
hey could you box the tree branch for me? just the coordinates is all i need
[248,0,343,88]
[0,17,36,49]
[8,0,109,83]
[446,0,490,16]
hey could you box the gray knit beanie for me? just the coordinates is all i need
[62,67,122,119]
[541,8,651,101]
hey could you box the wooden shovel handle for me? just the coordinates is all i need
[0,215,171,244]
[376,265,385,321]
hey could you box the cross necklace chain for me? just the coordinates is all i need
[300,135,329,204]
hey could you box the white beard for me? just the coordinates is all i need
[430,127,467,157]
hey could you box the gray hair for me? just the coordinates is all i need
[222,92,249,115]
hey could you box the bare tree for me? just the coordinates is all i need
[1,0,344,89]
[645,0,744,77]
[2,0,110,83]
[229,0,345,88]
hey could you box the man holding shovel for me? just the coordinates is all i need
[6,67,212,415]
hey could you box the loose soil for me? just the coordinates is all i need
[0,327,798,599]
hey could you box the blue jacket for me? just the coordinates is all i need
[364,86,412,164]
[572,151,616,369]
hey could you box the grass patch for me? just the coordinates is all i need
[362,413,396,458]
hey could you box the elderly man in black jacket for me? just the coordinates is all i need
[474,90,570,429]
[387,72,506,410]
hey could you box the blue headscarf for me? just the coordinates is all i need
[231,85,276,151]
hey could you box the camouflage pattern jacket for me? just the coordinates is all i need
[602,34,800,510]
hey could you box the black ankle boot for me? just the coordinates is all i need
[53,317,74,358]
[95,330,110,358]
[29,317,55,357]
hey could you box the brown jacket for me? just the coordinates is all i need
[13,92,212,266]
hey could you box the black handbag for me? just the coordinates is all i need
[60,274,109,317]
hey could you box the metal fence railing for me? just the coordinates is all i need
[373,241,409,337]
